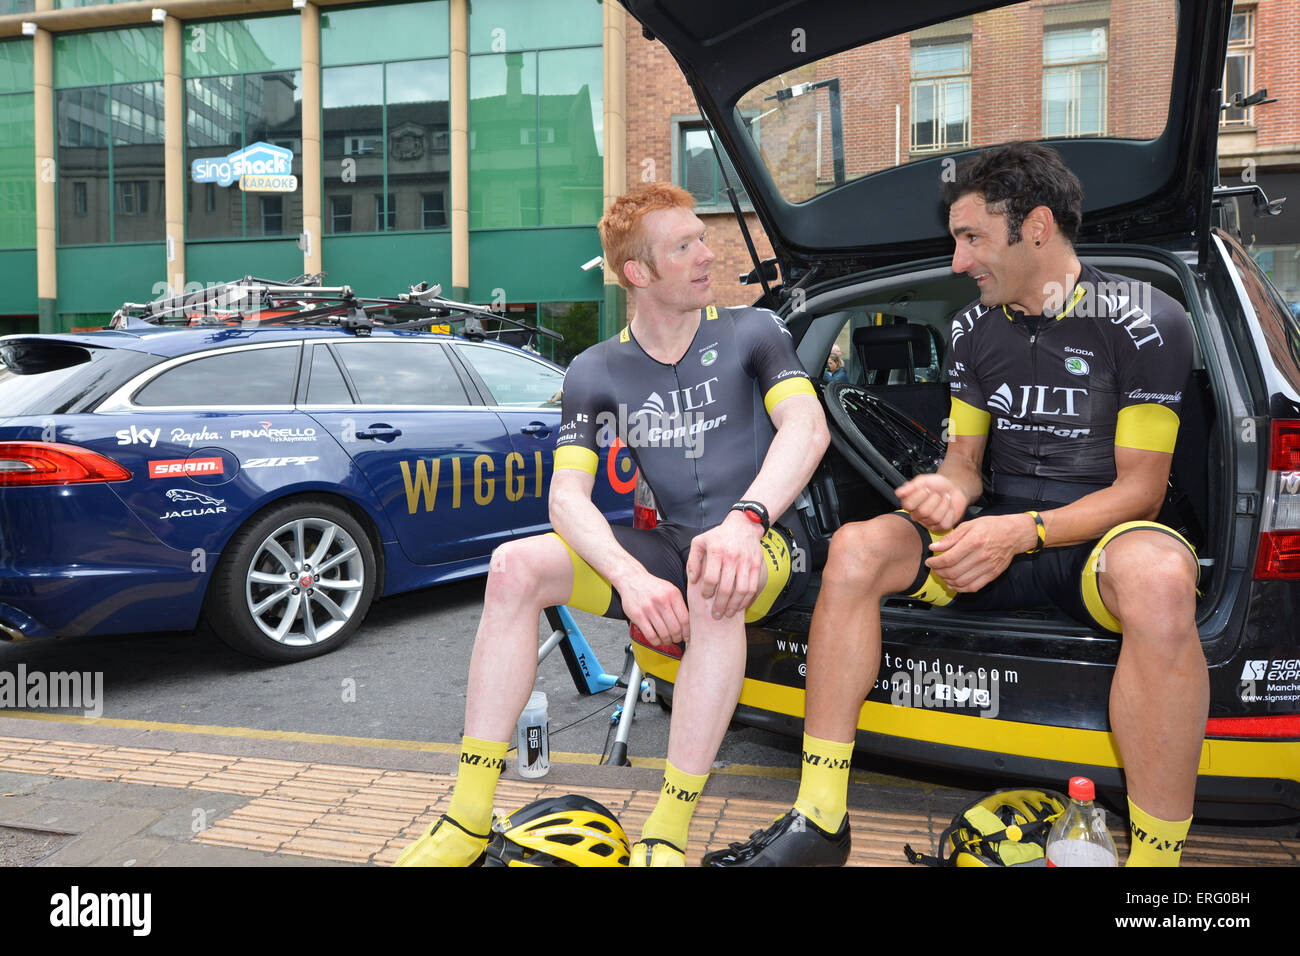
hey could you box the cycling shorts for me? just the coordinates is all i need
[547,520,809,624]
[895,492,1198,633]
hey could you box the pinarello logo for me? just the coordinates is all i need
[149,458,224,478]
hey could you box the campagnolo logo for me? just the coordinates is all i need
[160,488,228,519]
[1126,388,1182,404]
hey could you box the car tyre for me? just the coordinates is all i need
[205,498,377,662]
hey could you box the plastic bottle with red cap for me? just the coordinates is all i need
[1045,776,1119,867]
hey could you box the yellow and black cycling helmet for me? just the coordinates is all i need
[905,788,1067,867]
[484,794,631,867]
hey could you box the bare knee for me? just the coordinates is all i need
[485,536,570,607]
[822,515,920,596]
[1101,534,1198,647]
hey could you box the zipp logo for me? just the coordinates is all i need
[149,458,223,478]
[242,456,320,468]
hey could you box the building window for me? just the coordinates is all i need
[323,57,449,235]
[331,195,353,233]
[1043,26,1108,137]
[115,180,148,215]
[260,195,283,235]
[674,118,750,211]
[910,41,970,153]
[422,192,446,229]
[1221,8,1255,126]
[74,181,87,215]
[375,193,396,231]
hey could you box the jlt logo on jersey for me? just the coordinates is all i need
[989,383,1091,439]
[635,378,720,421]
[1097,292,1164,350]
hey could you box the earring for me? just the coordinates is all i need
[1034,240,1041,246]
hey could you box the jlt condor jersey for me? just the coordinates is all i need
[946,263,1194,484]
[554,304,815,529]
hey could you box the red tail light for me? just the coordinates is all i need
[1254,421,1300,579]
[0,442,132,486]
[1205,715,1300,739]
[628,476,679,654]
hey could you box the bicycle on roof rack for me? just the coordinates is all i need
[110,273,563,350]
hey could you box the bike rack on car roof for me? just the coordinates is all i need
[109,273,563,349]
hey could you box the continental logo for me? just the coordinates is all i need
[802,751,851,770]
[662,780,701,803]
[460,752,506,772]
[1130,820,1185,854]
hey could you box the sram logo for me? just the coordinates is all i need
[148,458,223,478]
[242,456,320,468]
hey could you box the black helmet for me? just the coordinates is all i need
[484,795,631,867]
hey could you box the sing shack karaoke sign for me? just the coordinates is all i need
[191,141,298,193]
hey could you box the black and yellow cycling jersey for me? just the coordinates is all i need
[946,263,1194,483]
[551,304,817,622]
[555,304,815,528]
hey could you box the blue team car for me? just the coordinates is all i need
[0,279,634,661]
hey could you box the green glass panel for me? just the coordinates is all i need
[321,231,451,292]
[323,64,383,235]
[54,30,163,88]
[55,244,165,314]
[244,71,303,238]
[468,0,601,53]
[0,250,37,316]
[321,1,449,66]
[468,227,601,302]
[0,94,35,248]
[186,239,302,288]
[537,47,601,227]
[387,59,449,232]
[186,74,243,239]
[0,39,34,94]
[184,16,301,77]
[469,51,537,228]
[111,82,166,243]
[57,87,111,245]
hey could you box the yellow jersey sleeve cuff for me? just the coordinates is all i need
[553,446,599,475]
[1115,403,1180,454]
[949,396,991,439]
[763,376,816,416]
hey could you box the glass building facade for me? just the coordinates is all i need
[0,0,608,356]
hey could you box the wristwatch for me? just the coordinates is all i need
[730,500,770,534]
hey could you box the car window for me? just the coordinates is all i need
[305,345,354,404]
[133,346,299,406]
[333,341,469,406]
[1226,238,1300,395]
[455,343,563,407]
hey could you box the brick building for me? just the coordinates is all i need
[624,0,1300,317]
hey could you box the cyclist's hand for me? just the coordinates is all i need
[896,474,969,532]
[925,512,1035,592]
[687,512,766,620]
[618,569,690,646]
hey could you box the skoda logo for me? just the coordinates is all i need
[700,349,718,367]
[1065,356,1089,376]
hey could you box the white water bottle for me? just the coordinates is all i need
[516,691,550,778]
[1045,776,1118,866]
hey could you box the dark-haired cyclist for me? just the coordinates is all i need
[709,142,1205,868]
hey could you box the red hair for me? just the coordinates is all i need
[598,182,696,290]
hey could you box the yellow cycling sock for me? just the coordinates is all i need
[640,762,709,853]
[446,735,509,835]
[793,732,854,834]
[1125,798,1192,867]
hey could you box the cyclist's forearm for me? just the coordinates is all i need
[548,479,644,588]
[739,396,829,519]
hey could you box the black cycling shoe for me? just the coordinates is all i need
[702,809,850,867]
